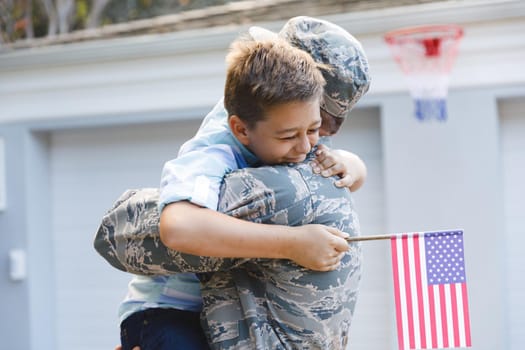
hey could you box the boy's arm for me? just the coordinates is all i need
[160,144,349,271]
[160,201,349,272]
[310,144,367,192]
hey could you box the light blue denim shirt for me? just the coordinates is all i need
[159,99,259,212]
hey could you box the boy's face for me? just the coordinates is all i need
[239,99,321,165]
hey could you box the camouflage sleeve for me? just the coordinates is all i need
[200,162,362,350]
[93,188,247,275]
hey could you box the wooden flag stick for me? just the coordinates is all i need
[345,229,464,242]
[345,233,395,242]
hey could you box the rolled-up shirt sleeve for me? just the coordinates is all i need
[158,144,239,212]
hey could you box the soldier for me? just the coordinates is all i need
[199,156,362,349]
[96,16,370,350]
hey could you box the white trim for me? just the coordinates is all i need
[0,26,240,71]
[0,137,5,210]
[326,0,525,34]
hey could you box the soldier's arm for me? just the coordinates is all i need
[93,188,249,276]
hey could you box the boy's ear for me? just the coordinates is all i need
[228,115,250,146]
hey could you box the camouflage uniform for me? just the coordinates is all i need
[94,187,243,276]
[200,158,362,350]
[95,155,362,349]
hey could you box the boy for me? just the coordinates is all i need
[120,34,344,350]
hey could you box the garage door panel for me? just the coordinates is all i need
[50,120,199,350]
[331,107,391,349]
[499,97,525,350]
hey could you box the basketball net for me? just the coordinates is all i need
[385,25,463,121]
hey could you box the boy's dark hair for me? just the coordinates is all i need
[224,36,326,129]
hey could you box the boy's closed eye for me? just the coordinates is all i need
[279,127,319,140]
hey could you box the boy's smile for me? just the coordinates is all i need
[232,99,321,165]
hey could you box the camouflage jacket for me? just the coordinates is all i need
[94,161,362,350]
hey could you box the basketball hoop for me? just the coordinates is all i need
[384,24,463,121]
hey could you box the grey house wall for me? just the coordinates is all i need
[1,2,524,349]
[499,97,525,349]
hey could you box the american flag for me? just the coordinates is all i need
[390,230,472,350]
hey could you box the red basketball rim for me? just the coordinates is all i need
[384,24,463,44]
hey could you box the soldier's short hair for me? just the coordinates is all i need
[224,35,326,129]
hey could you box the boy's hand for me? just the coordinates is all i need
[311,144,367,192]
[285,224,349,271]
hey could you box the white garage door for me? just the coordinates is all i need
[331,107,392,349]
[49,107,387,349]
[499,97,525,350]
[50,119,201,350]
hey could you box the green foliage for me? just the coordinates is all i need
[75,0,89,29]
[31,1,49,38]
[0,0,241,44]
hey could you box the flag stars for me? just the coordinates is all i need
[425,231,467,285]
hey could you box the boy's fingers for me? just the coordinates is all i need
[311,150,327,164]
[316,143,328,152]
[334,174,354,188]
[310,160,321,174]
[314,144,331,163]
[321,163,344,177]
[311,158,336,175]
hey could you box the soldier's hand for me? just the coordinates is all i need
[115,346,140,350]
[286,224,349,271]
